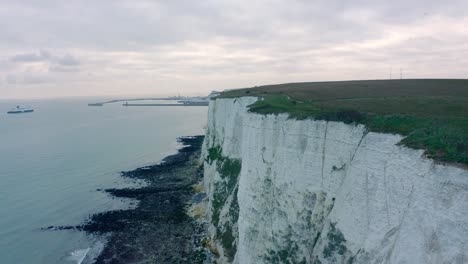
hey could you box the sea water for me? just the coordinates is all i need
[0,98,207,263]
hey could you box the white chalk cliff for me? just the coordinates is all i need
[201,97,468,264]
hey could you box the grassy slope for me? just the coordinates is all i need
[220,79,468,165]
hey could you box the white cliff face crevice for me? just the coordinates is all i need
[202,97,468,264]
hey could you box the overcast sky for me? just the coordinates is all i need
[0,0,467,99]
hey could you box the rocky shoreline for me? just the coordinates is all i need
[83,136,207,263]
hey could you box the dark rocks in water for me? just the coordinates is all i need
[39,136,207,263]
[41,225,78,231]
[81,135,207,263]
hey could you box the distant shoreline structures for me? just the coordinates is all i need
[123,101,208,107]
[88,92,220,107]
[87,96,186,106]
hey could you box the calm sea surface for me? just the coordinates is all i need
[0,98,207,263]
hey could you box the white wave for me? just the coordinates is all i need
[68,248,90,264]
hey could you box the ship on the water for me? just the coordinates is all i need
[7,106,34,114]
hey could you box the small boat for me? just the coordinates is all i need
[7,105,34,114]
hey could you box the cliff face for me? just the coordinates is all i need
[202,97,468,264]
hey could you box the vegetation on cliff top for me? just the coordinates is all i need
[220,79,468,165]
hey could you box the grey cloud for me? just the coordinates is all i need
[49,65,80,72]
[5,50,81,87]
[55,54,80,66]
[5,71,55,85]
[0,1,426,50]
[9,50,81,75]
[0,0,467,98]
[6,74,17,84]
[11,50,51,62]
[10,50,79,66]
[1,1,467,58]
[22,74,52,84]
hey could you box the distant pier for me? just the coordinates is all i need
[88,97,177,106]
[88,96,209,107]
[123,102,208,107]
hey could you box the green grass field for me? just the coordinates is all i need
[220,79,468,165]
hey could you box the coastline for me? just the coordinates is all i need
[82,135,207,263]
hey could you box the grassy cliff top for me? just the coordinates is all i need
[219,79,468,165]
